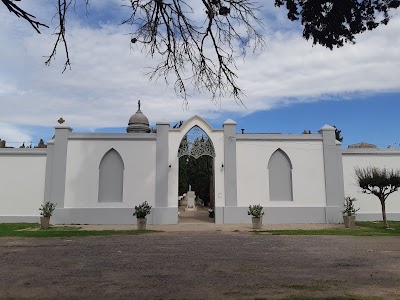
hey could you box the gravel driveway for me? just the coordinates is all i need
[1,232,399,299]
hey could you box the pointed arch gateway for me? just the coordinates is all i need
[178,126,216,159]
[98,149,124,203]
[177,125,216,220]
[268,149,293,202]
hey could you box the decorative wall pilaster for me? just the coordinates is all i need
[223,119,238,207]
[155,122,170,208]
[319,125,345,223]
[50,125,72,208]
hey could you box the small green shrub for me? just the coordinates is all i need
[133,201,152,219]
[39,202,56,217]
[248,204,265,218]
[342,196,359,216]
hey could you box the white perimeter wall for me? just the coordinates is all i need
[342,151,400,216]
[236,140,326,207]
[168,117,225,207]
[64,139,156,208]
[0,152,46,216]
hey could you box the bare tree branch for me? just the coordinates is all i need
[3,0,399,103]
[44,0,72,73]
[1,0,48,33]
[123,0,266,105]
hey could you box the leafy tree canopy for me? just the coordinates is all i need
[355,166,400,228]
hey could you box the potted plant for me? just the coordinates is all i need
[342,196,359,228]
[133,201,152,230]
[248,204,265,229]
[208,207,215,218]
[39,201,56,229]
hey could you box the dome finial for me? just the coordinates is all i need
[127,100,151,133]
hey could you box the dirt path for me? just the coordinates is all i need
[1,232,399,299]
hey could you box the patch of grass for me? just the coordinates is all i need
[255,222,400,236]
[223,290,243,296]
[234,267,267,274]
[0,223,160,238]
[282,284,327,292]
[212,268,225,273]
[223,289,254,296]
[283,296,384,300]
[238,283,267,289]
[356,221,400,230]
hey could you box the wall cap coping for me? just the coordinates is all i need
[342,148,400,155]
[223,119,237,125]
[0,148,47,156]
[319,124,336,132]
[68,133,157,140]
[177,115,216,133]
[169,128,223,132]
[156,121,170,126]
[55,125,73,130]
[236,134,323,141]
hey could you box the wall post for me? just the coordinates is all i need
[153,121,177,224]
[223,119,238,207]
[50,125,72,208]
[319,124,345,223]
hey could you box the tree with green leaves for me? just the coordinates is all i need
[355,166,400,228]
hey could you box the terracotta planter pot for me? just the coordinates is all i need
[252,217,262,230]
[40,216,50,229]
[137,218,147,230]
[343,215,356,228]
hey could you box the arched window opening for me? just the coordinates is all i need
[98,149,124,202]
[268,149,293,202]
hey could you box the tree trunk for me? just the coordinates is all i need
[380,199,389,228]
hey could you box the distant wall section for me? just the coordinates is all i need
[0,149,47,222]
[342,148,400,221]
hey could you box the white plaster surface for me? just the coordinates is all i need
[64,139,156,208]
[0,154,46,216]
[3,116,400,224]
[236,140,326,207]
[342,153,400,216]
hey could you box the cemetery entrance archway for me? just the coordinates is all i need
[177,126,215,223]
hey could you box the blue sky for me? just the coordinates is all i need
[0,1,399,148]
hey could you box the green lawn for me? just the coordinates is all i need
[255,221,400,236]
[2,221,400,238]
[281,296,384,300]
[0,223,159,238]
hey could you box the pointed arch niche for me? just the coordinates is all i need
[268,149,293,202]
[98,149,124,203]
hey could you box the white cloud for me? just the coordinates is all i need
[0,123,32,147]
[0,2,399,129]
